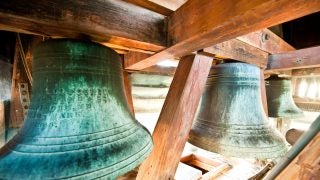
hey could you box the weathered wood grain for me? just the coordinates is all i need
[201,39,269,69]
[123,0,173,16]
[148,0,187,11]
[276,133,320,180]
[267,46,320,71]
[123,71,135,116]
[237,29,295,54]
[124,51,152,69]
[127,0,320,70]
[292,67,320,77]
[260,71,268,115]
[0,0,166,52]
[136,54,213,179]
[9,42,25,128]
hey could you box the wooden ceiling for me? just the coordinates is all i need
[0,0,319,73]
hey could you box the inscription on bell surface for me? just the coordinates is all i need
[0,39,153,179]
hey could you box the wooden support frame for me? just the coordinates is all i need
[236,29,295,54]
[123,0,173,16]
[266,46,320,71]
[123,71,135,116]
[9,41,25,128]
[137,54,213,179]
[200,39,269,69]
[276,133,320,180]
[0,0,166,52]
[260,71,268,115]
[292,68,320,77]
[127,0,320,70]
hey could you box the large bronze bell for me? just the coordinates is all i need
[188,62,287,159]
[265,75,304,118]
[0,39,153,179]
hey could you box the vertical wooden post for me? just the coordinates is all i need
[137,54,213,179]
[123,70,135,116]
[9,41,25,128]
[260,70,268,115]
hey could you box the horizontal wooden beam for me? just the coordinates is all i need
[147,0,187,11]
[125,65,176,75]
[236,29,295,54]
[0,0,166,52]
[127,0,320,70]
[200,39,269,68]
[292,67,320,77]
[124,51,152,68]
[123,0,173,16]
[267,46,320,71]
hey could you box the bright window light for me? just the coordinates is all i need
[306,81,318,99]
[298,79,308,97]
[156,60,179,67]
[318,82,320,99]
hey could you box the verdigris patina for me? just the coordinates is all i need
[189,62,288,159]
[265,75,304,118]
[0,39,153,179]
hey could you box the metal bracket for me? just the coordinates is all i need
[18,83,30,118]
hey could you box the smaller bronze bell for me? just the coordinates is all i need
[189,62,288,159]
[265,75,304,118]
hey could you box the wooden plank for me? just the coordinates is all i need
[136,54,213,180]
[139,65,176,75]
[124,51,176,75]
[292,67,320,77]
[147,0,188,11]
[0,0,166,52]
[236,29,295,54]
[201,39,269,69]
[266,46,320,71]
[123,0,173,16]
[276,133,320,180]
[9,42,26,128]
[123,71,135,116]
[124,51,152,69]
[260,71,268,115]
[127,0,320,70]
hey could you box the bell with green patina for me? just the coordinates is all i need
[265,75,304,118]
[0,39,153,179]
[188,62,288,159]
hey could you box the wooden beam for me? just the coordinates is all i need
[276,133,320,180]
[260,71,268,115]
[292,67,320,77]
[200,39,269,69]
[147,0,188,11]
[267,46,320,71]
[124,51,176,75]
[9,42,25,128]
[127,0,320,70]
[141,65,176,75]
[236,29,295,54]
[123,0,173,16]
[136,54,213,179]
[124,51,152,69]
[0,0,166,52]
[123,71,135,116]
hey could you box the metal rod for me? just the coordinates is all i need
[264,115,320,180]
